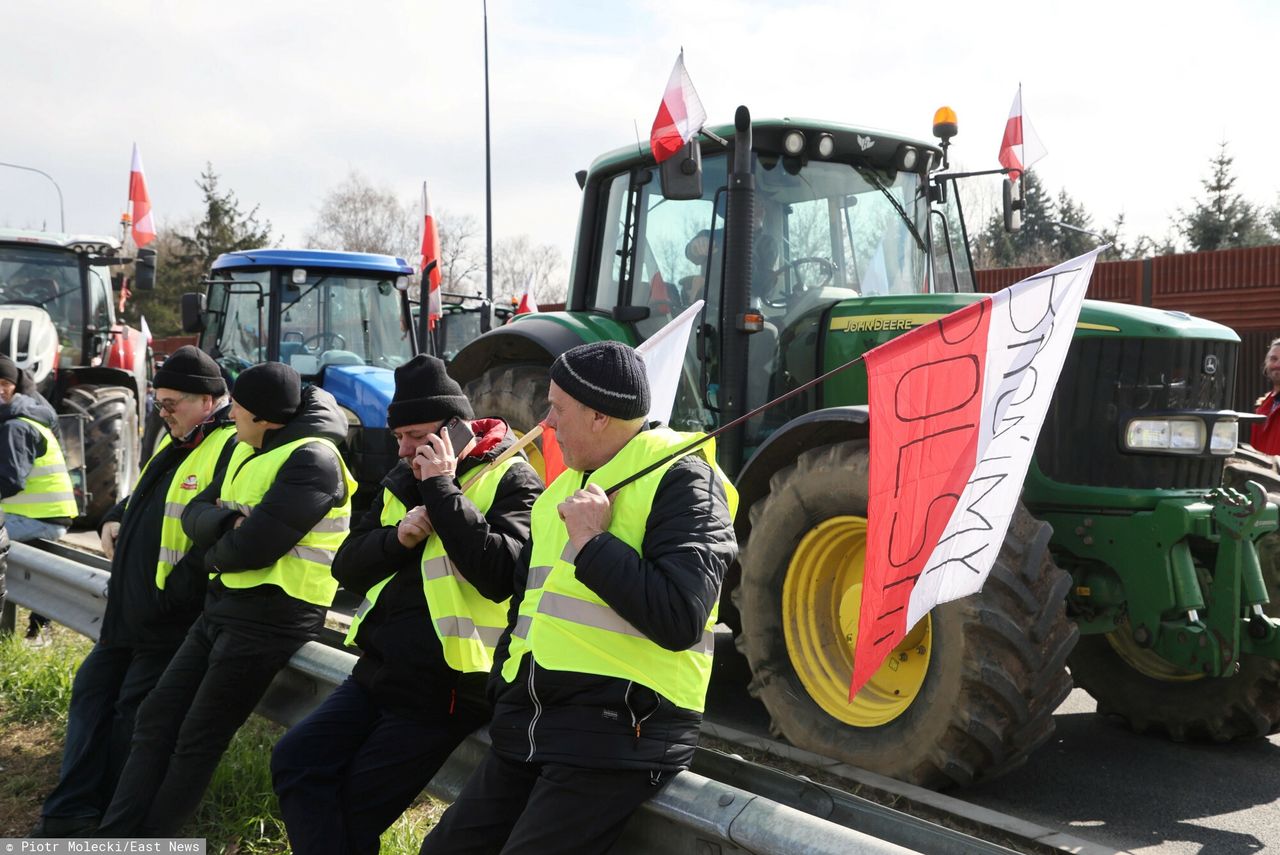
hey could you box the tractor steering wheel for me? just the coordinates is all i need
[761,257,838,308]
[302,331,347,351]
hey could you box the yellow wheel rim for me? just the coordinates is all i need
[782,515,931,727]
[1106,624,1203,683]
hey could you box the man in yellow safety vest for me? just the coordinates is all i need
[98,362,354,838]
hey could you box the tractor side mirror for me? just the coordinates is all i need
[659,140,703,201]
[134,248,157,290]
[181,292,206,333]
[1003,178,1024,233]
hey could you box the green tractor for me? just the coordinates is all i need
[448,106,1280,788]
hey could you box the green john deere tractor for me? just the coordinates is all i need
[447,106,1280,788]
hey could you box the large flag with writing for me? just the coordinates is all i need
[997,85,1047,182]
[420,182,442,329]
[851,248,1102,697]
[650,51,707,163]
[128,143,156,248]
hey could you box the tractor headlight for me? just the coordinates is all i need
[1125,418,1205,453]
[1209,420,1239,455]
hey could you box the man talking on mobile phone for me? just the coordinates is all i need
[271,354,542,855]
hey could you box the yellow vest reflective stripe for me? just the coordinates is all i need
[344,460,523,674]
[501,428,738,712]
[420,457,520,672]
[343,489,410,646]
[0,417,78,518]
[216,436,355,606]
[132,426,238,590]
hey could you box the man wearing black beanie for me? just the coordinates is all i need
[32,346,236,838]
[419,341,738,855]
[99,362,354,837]
[272,354,543,855]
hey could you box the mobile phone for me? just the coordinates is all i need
[439,416,474,451]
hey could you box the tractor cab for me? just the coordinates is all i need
[188,249,415,381]
[575,119,975,465]
[182,248,417,507]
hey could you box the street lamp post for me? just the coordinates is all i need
[0,160,66,232]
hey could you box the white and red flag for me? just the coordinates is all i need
[128,143,156,248]
[851,247,1102,697]
[420,182,442,330]
[997,85,1047,182]
[650,51,707,163]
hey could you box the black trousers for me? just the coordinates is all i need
[40,643,176,823]
[417,749,669,855]
[272,676,486,855]
[97,615,302,837]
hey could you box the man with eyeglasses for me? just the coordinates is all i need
[31,346,236,838]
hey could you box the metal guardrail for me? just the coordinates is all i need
[5,540,1007,854]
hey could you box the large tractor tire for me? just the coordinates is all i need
[463,363,551,480]
[1068,453,1280,742]
[734,439,1078,789]
[59,384,140,527]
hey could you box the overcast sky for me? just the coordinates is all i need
[3,0,1277,274]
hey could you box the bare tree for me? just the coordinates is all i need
[307,170,417,257]
[492,235,565,304]
[437,211,484,296]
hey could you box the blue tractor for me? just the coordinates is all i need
[180,248,419,508]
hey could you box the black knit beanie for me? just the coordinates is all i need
[387,355,475,428]
[550,341,650,420]
[0,356,19,385]
[153,346,227,396]
[232,362,301,424]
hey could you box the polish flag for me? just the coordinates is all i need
[420,182,442,330]
[128,144,156,248]
[997,85,1047,182]
[650,51,707,163]
[851,248,1102,697]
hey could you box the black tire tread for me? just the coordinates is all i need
[58,384,139,527]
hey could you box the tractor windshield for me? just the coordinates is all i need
[0,244,87,366]
[594,148,937,446]
[278,271,412,375]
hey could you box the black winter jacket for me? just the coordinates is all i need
[182,385,349,640]
[332,419,541,720]
[99,404,237,649]
[0,392,72,525]
[487,427,738,772]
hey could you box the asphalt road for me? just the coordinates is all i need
[704,633,1280,855]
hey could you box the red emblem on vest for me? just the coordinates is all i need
[180,475,200,491]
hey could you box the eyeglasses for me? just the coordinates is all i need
[153,396,190,414]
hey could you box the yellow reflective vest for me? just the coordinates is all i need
[216,437,355,607]
[0,417,78,519]
[501,428,738,712]
[132,425,238,590]
[346,457,522,673]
